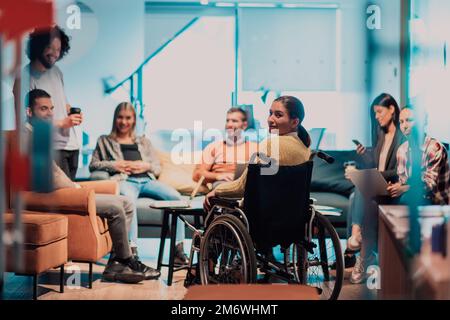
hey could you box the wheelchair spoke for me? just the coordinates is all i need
[200,217,251,285]
[287,214,343,300]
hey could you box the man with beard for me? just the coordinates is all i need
[193,108,257,189]
[14,25,82,180]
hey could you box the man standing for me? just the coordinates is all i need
[387,106,449,204]
[193,108,257,188]
[14,25,82,180]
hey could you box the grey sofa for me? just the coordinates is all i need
[310,150,358,238]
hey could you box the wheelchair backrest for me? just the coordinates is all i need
[243,160,313,251]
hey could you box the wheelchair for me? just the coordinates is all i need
[182,151,344,300]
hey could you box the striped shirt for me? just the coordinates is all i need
[396,136,450,205]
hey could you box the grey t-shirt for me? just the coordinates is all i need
[27,64,80,150]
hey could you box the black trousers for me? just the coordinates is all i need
[55,149,79,181]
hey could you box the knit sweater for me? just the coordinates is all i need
[89,134,161,181]
[214,134,311,198]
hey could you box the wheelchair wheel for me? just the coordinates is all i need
[292,212,344,300]
[199,214,257,285]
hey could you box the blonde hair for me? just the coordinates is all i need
[109,102,136,141]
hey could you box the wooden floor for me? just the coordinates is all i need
[1,239,376,300]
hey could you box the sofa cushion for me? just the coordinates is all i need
[157,151,209,196]
[311,150,357,197]
[6,238,68,274]
[4,212,68,246]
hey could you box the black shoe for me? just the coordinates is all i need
[136,257,161,280]
[344,252,357,268]
[130,247,161,280]
[330,251,356,270]
[102,256,145,284]
[174,243,190,266]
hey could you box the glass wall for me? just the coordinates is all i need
[409,0,450,144]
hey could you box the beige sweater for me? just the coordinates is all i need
[214,134,311,198]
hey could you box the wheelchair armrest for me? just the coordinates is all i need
[210,197,241,208]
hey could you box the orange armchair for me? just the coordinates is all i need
[18,180,119,288]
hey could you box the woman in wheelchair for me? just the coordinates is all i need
[197,96,344,300]
[204,95,311,207]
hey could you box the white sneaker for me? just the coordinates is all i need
[349,256,366,284]
[347,235,362,251]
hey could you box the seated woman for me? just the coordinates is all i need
[344,93,404,284]
[205,95,311,207]
[89,102,189,266]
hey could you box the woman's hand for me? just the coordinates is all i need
[204,190,216,212]
[356,144,366,155]
[113,160,132,173]
[128,161,151,174]
[344,166,358,180]
[387,182,409,198]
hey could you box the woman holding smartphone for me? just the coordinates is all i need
[345,93,405,284]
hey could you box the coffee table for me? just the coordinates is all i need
[152,198,204,286]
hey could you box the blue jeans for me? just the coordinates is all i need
[120,177,185,245]
[347,188,399,260]
[347,189,366,237]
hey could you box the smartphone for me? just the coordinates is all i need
[69,107,81,115]
[352,139,362,146]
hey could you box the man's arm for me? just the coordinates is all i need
[193,162,221,184]
[193,143,217,184]
[396,143,409,185]
[423,141,446,192]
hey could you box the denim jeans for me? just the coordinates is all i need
[346,188,370,237]
[347,188,399,260]
[120,177,185,245]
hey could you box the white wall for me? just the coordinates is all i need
[55,0,145,150]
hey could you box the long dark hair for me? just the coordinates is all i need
[27,25,71,62]
[273,96,311,148]
[370,93,400,145]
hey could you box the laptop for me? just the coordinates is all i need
[149,176,205,209]
[309,128,326,151]
[347,168,389,199]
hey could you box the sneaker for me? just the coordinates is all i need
[349,255,366,284]
[130,247,161,280]
[347,235,362,252]
[174,243,190,266]
[136,258,161,280]
[102,256,145,284]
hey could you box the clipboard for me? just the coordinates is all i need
[347,168,389,199]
